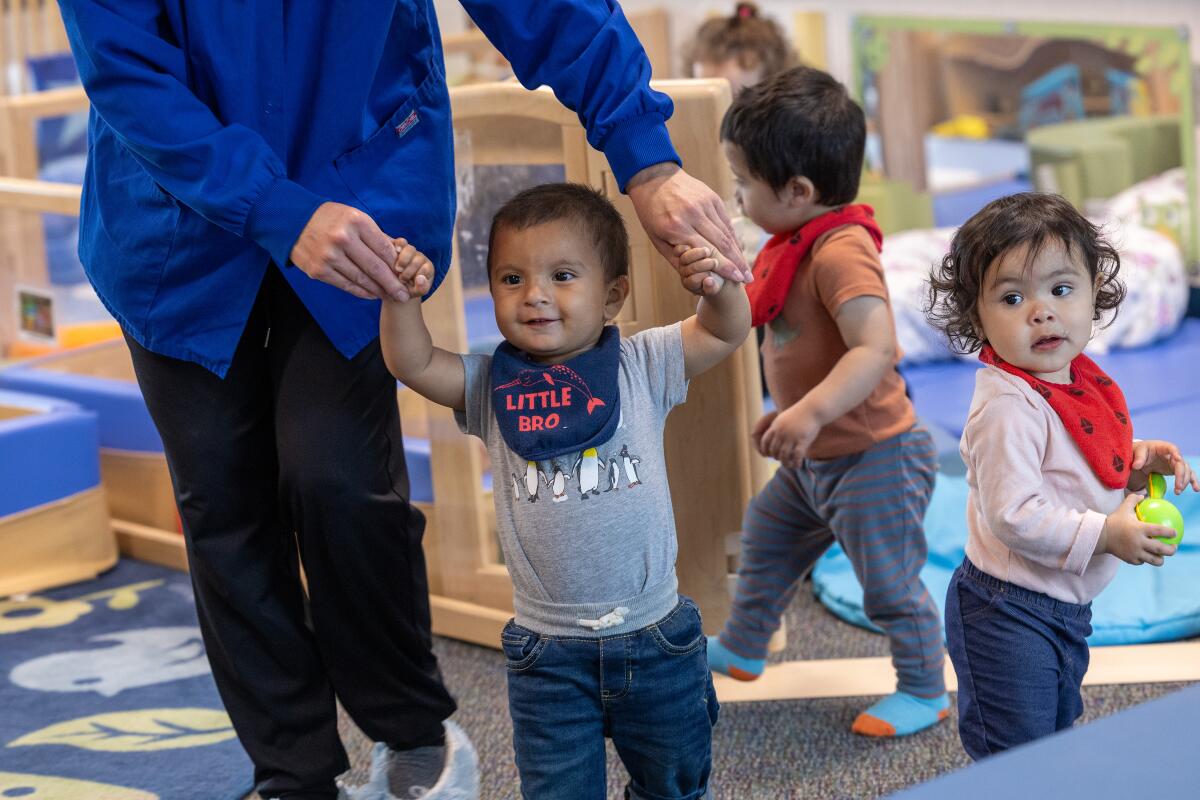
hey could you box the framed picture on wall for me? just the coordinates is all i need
[15,285,57,344]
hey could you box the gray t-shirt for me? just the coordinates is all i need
[456,323,688,637]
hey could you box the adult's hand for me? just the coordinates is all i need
[625,162,751,283]
[289,202,408,301]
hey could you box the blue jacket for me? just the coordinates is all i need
[59,0,679,376]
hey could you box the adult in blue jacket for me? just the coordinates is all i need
[58,2,749,798]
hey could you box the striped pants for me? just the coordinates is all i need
[719,426,945,697]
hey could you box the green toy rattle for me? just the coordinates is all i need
[1135,473,1185,546]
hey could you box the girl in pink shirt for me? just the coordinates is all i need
[926,192,1197,759]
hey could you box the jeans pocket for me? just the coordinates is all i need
[957,575,1003,623]
[649,599,705,656]
[501,620,548,671]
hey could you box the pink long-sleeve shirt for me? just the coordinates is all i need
[960,366,1122,604]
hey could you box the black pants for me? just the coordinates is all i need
[125,268,455,799]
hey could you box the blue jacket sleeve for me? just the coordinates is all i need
[57,0,324,268]
[460,0,681,191]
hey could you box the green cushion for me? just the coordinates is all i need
[857,174,934,234]
[1027,115,1180,206]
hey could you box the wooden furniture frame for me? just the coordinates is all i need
[0,393,117,597]
[442,7,673,84]
[0,0,70,97]
[1,341,187,571]
[0,84,87,354]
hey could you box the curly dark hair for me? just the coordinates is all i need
[926,193,1125,354]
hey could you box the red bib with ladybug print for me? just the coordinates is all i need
[747,205,883,328]
[980,344,1132,489]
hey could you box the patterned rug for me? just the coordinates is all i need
[1,559,253,800]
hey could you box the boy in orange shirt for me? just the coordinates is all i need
[696,67,949,737]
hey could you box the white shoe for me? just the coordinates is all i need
[360,720,480,800]
[335,779,374,800]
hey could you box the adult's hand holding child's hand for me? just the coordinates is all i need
[627,163,751,284]
[390,238,433,303]
[673,244,725,296]
[290,202,409,301]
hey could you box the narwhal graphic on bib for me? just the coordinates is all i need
[492,325,621,461]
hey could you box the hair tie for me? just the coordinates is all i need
[736,3,756,19]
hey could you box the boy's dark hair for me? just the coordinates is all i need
[926,192,1126,354]
[487,182,629,282]
[683,3,797,82]
[720,65,864,205]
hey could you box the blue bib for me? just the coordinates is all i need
[490,326,621,461]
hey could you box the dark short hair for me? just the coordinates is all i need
[926,192,1126,354]
[682,2,797,82]
[487,182,629,282]
[720,65,864,205]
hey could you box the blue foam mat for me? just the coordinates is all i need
[1123,398,1200,455]
[0,367,162,453]
[889,684,1199,799]
[0,390,101,517]
[811,459,1200,646]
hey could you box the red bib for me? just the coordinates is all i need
[747,204,883,328]
[979,345,1132,489]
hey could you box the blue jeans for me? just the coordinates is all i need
[502,597,719,799]
[945,558,1092,760]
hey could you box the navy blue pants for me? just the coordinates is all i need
[503,598,718,800]
[945,558,1092,760]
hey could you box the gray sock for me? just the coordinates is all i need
[386,742,446,799]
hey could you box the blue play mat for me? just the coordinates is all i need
[0,390,100,518]
[811,459,1200,646]
[0,366,162,454]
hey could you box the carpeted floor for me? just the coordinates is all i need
[245,581,1194,799]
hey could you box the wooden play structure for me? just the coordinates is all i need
[0,341,185,570]
[0,0,86,355]
[1,0,70,97]
[0,76,770,646]
[0,390,116,597]
[0,84,88,357]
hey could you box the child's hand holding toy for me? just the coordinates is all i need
[1128,440,1196,547]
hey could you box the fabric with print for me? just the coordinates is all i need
[491,325,620,461]
[747,204,882,327]
[979,345,1132,489]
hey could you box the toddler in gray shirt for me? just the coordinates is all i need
[380,183,749,799]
